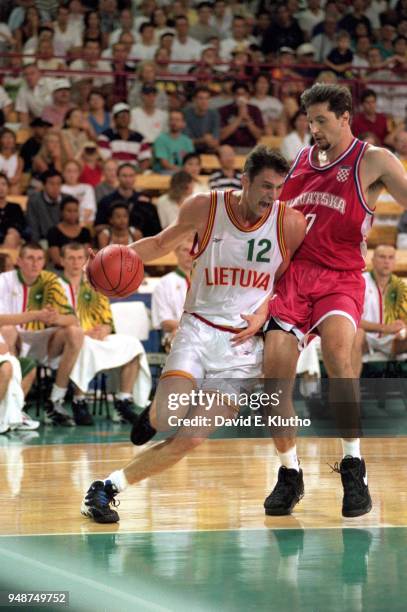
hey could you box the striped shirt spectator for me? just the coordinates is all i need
[98,103,151,170]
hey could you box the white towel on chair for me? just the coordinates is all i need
[0,354,24,430]
[69,334,152,407]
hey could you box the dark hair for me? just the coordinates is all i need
[108,201,130,219]
[243,145,290,182]
[118,162,136,174]
[197,1,212,9]
[193,86,211,97]
[84,11,100,29]
[87,89,105,104]
[61,241,86,257]
[83,37,101,47]
[300,83,352,117]
[139,21,154,34]
[63,107,81,128]
[41,169,63,183]
[0,127,16,143]
[232,81,250,94]
[361,88,376,103]
[61,196,80,211]
[182,152,201,166]
[0,171,9,186]
[19,242,44,258]
[169,170,193,200]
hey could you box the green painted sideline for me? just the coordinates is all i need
[0,528,406,612]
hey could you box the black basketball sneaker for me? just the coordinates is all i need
[264,467,304,516]
[81,480,120,523]
[331,456,372,517]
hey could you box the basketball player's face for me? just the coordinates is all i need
[245,169,285,216]
[307,103,350,152]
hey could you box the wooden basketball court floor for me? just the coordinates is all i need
[1,423,407,612]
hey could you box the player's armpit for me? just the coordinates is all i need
[274,207,306,281]
[129,193,211,262]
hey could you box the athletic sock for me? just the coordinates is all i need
[74,395,87,402]
[116,392,133,401]
[106,469,128,492]
[50,384,67,403]
[278,446,300,471]
[341,438,361,459]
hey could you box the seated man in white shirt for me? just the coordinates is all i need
[151,241,193,352]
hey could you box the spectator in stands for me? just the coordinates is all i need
[14,5,41,53]
[79,142,103,188]
[97,202,141,248]
[151,7,171,41]
[0,129,23,195]
[297,0,324,39]
[15,61,53,126]
[26,169,70,241]
[36,36,66,71]
[95,163,161,237]
[156,170,194,229]
[32,129,67,177]
[53,4,82,55]
[209,145,242,191]
[352,89,390,146]
[83,10,107,48]
[130,22,157,61]
[58,242,151,425]
[0,172,28,249]
[0,242,84,426]
[151,240,193,351]
[109,41,134,106]
[182,152,206,193]
[0,85,12,122]
[352,245,407,377]
[219,82,264,153]
[352,35,371,74]
[86,90,111,139]
[108,7,136,47]
[170,15,202,74]
[281,109,311,162]
[296,43,320,80]
[325,31,354,77]
[47,197,91,269]
[41,79,73,129]
[190,2,219,44]
[376,22,397,59]
[61,160,96,224]
[70,38,112,90]
[98,103,151,170]
[130,84,168,146]
[261,4,304,59]
[311,16,337,62]
[219,15,252,62]
[209,0,232,38]
[338,0,372,40]
[95,158,118,203]
[62,107,92,162]
[183,86,220,154]
[20,117,51,174]
[251,73,285,136]
[153,110,194,174]
[128,60,168,110]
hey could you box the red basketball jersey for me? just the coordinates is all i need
[281,138,374,271]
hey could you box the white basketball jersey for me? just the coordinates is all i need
[184,190,286,328]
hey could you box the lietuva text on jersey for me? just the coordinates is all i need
[204,266,271,290]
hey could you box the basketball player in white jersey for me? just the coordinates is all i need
[81,145,306,523]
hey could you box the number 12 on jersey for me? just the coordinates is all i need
[247,239,271,262]
[305,213,316,234]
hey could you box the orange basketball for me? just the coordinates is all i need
[87,245,144,298]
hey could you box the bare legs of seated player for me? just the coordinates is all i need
[352,327,407,379]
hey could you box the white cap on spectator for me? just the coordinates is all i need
[297,43,316,57]
[279,46,295,55]
[23,56,37,67]
[112,102,130,116]
[52,78,71,91]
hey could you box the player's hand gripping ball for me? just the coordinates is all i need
[87,244,144,298]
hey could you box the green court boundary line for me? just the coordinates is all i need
[1,523,407,538]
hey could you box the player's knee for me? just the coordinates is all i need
[0,361,13,383]
[65,325,84,347]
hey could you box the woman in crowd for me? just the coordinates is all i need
[86,90,111,139]
[156,170,194,229]
[47,197,91,269]
[97,202,141,248]
[62,160,96,224]
[0,129,23,195]
[62,107,92,161]
[32,130,68,176]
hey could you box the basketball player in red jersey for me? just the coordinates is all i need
[237,83,407,518]
[81,146,307,523]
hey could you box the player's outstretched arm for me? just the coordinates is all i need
[128,193,211,263]
[365,147,407,208]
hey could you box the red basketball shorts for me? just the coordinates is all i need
[267,259,365,341]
